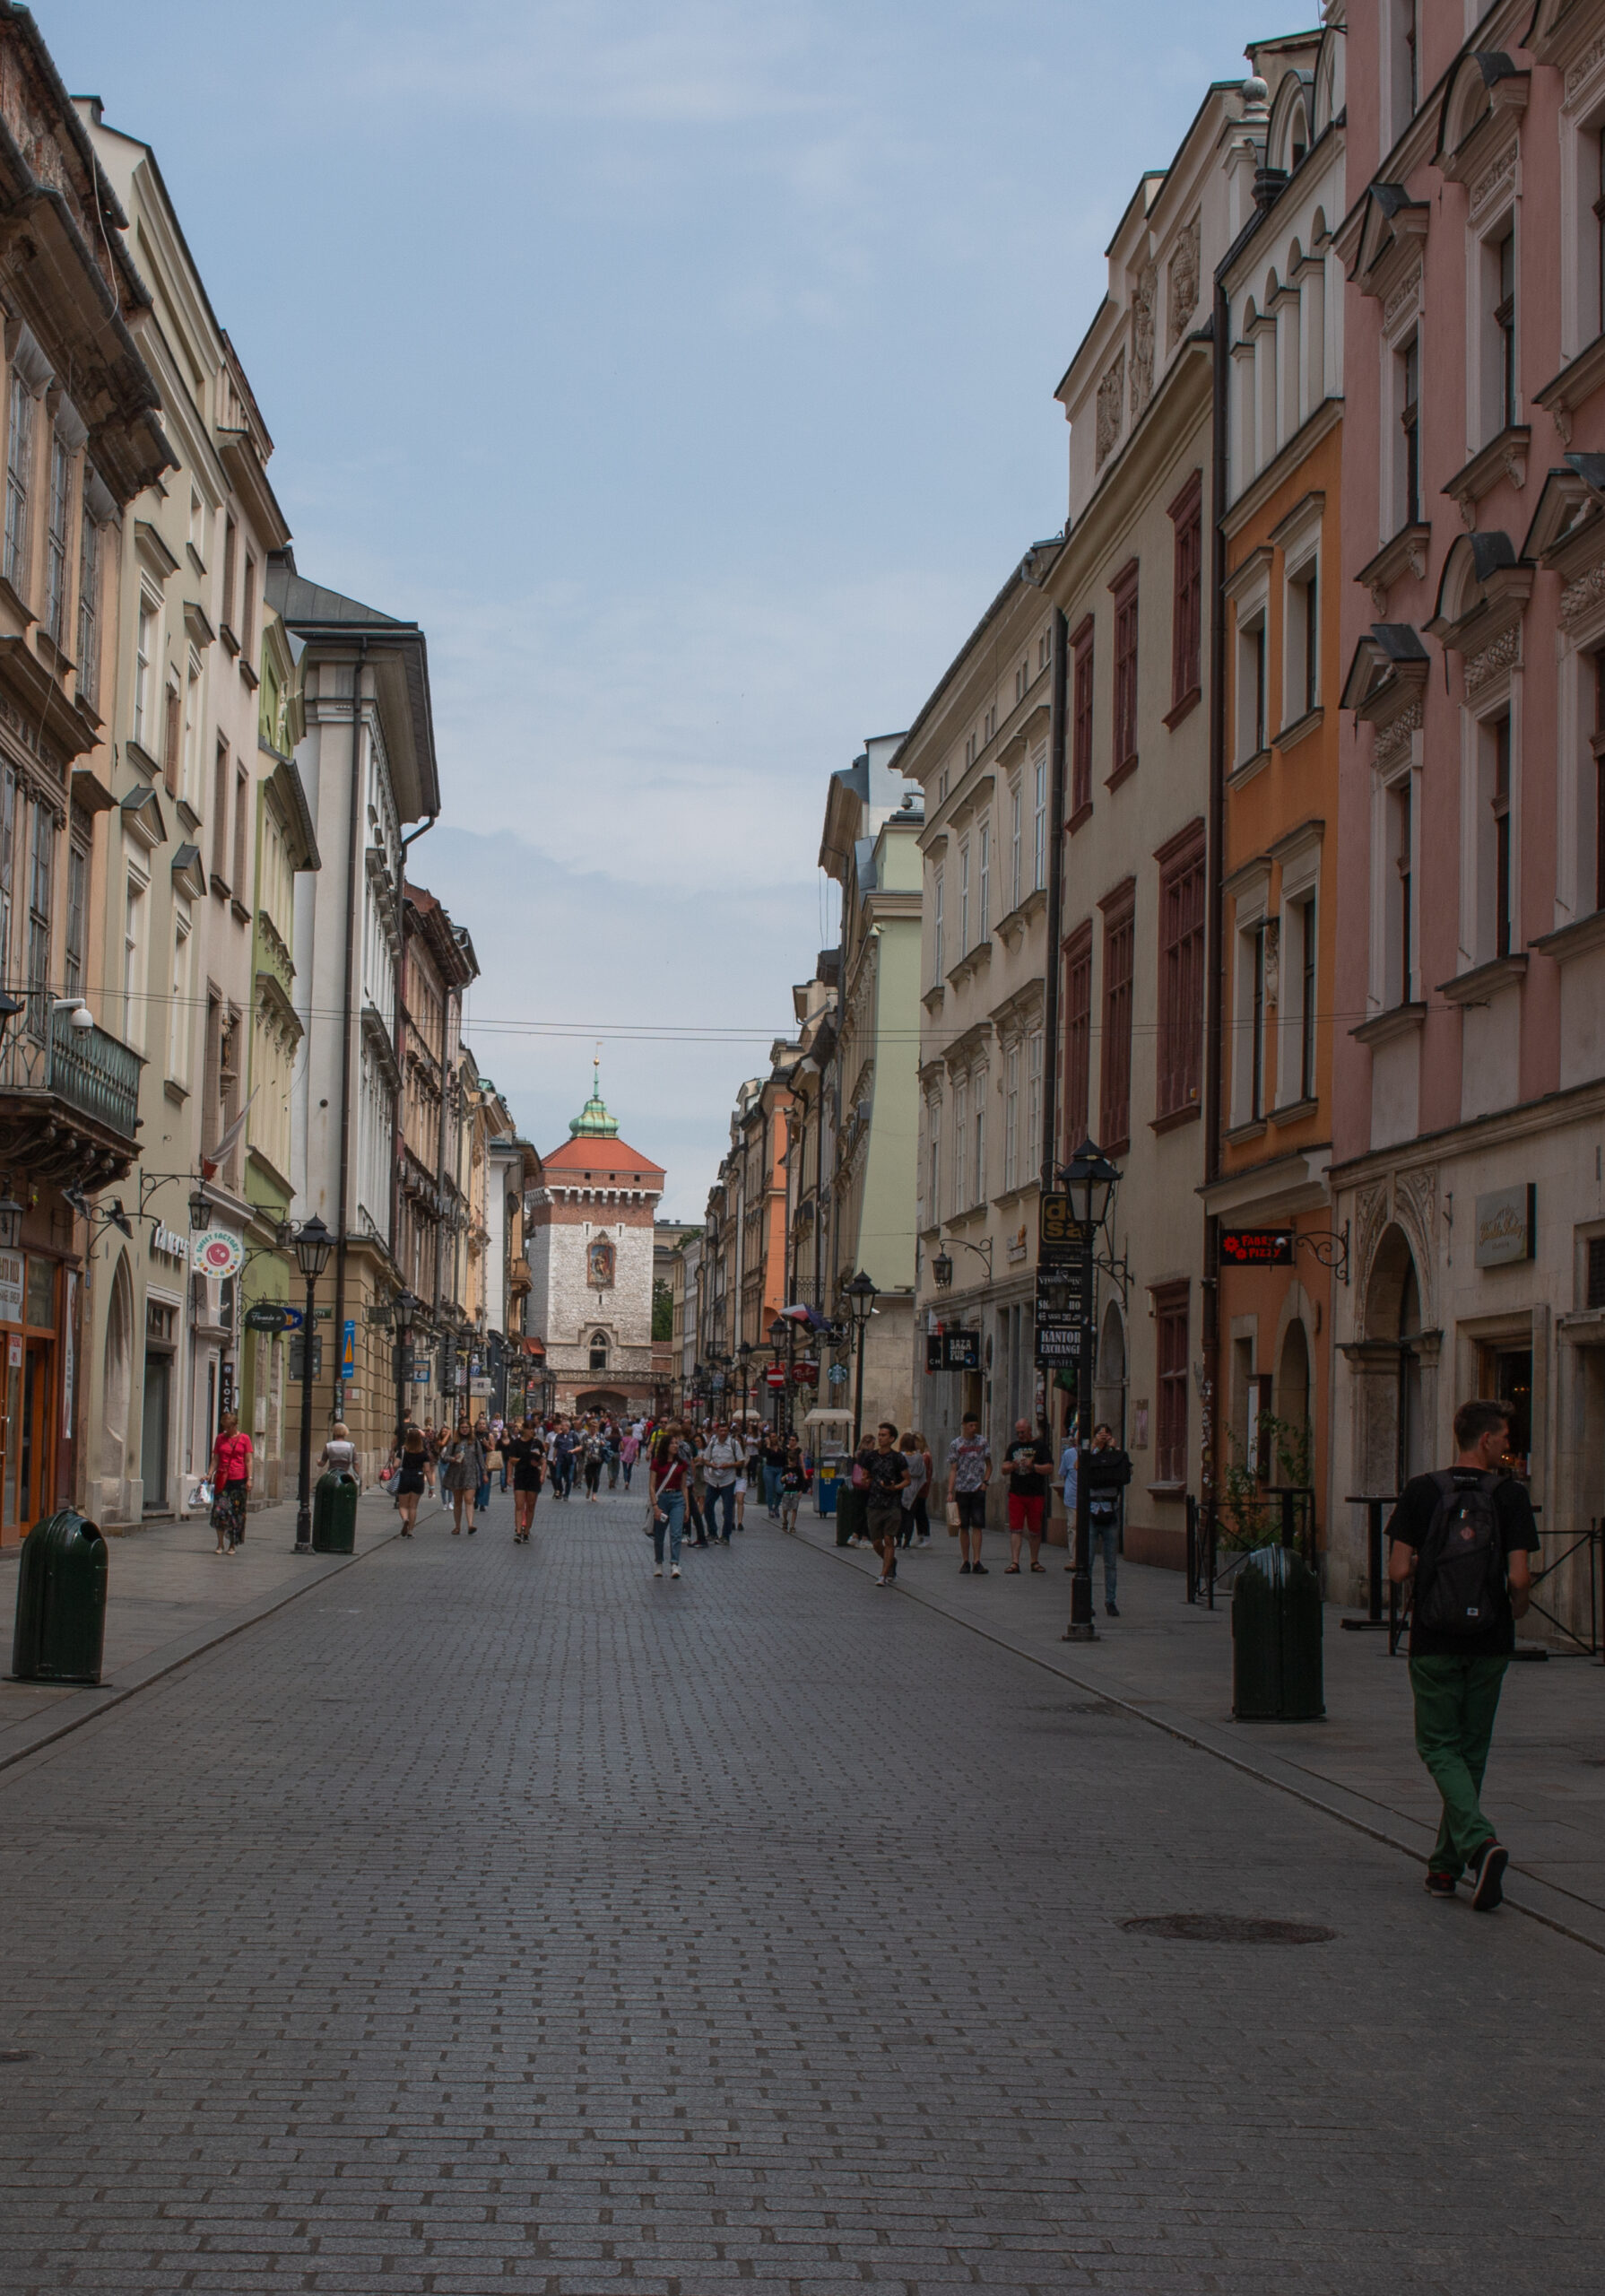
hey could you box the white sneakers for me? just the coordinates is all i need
[654,1564,663,1576]
[671,1563,681,1577]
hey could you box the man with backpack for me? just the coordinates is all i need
[1386,1397,1539,1911]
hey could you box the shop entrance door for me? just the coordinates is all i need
[142,1352,172,1510]
[3,1336,52,1535]
[1482,1345,1533,1477]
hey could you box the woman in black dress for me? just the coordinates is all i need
[390,1423,430,1537]
[510,1418,546,1544]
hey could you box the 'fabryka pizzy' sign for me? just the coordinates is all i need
[1219,1227,1296,1267]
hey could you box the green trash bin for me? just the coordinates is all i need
[10,1511,108,1684]
[1232,1543,1324,1721]
[835,1483,868,1549]
[311,1471,360,1555]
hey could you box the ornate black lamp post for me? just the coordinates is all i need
[393,1289,420,1448]
[292,1214,334,1553]
[768,1314,789,1437]
[736,1338,753,1428]
[844,1269,878,1447]
[1058,1139,1120,1642]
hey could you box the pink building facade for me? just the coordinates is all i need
[1331,0,1605,1631]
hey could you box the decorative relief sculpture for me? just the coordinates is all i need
[1130,261,1156,416]
[1167,216,1201,350]
[1097,349,1125,469]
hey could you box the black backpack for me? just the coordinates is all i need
[1415,1471,1506,1638]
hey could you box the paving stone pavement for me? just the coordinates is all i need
[0,1480,1599,2295]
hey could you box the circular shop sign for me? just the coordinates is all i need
[193,1228,245,1279]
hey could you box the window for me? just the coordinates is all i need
[1003,1043,1019,1192]
[973,1072,987,1205]
[1154,1283,1190,1483]
[1285,552,1319,726]
[1403,0,1418,118]
[169,903,192,1085]
[1297,893,1318,1104]
[1595,654,1605,914]
[64,832,87,1000]
[1014,659,1028,705]
[964,730,977,770]
[25,802,50,1041]
[1033,750,1047,890]
[959,840,970,951]
[927,1099,941,1225]
[123,874,146,1050]
[1236,604,1268,763]
[162,681,181,798]
[1398,335,1420,530]
[1492,713,1512,959]
[983,703,996,742]
[188,490,204,561]
[1596,127,1605,344]
[241,554,256,662]
[233,763,249,896]
[221,516,238,634]
[1026,1029,1042,1183]
[134,594,156,752]
[44,428,70,645]
[1250,920,1269,1119]
[1483,224,1517,444]
[1071,618,1095,821]
[183,651,201,804]
[1063,923,1092,1149]
[213,740,230,883]
[1393,776,1415,1004]
[1099,889,1135,1151]
[977,818,990,939]
[1157,831,1205,1120]
[953,1079,967,1213]
[77,496,102,709]
[1010,779,1021,913]
[589,1332,608,1371]
[4,372,32,595]
[1111,564,1139,779]
[0,766,14,977]
[1169,474,1202,714]
[933,866,944,982]
[1590,1235,1605,1311]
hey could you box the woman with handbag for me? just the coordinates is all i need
[508,1418,545,1543]
[440,1418,485,1536]
[210,1411,253,1555]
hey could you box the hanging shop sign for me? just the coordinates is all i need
[150,1222,188,1263]
[791,1359,819,1386]
[1219,1227,1296,1267]
[341,1318,356,1381]
[1038,1194,1092,1265]
[1474,1184,1536,1268]
[1034,1323,1085,1369]
[0,1248,22,1325]
[243,1302,296,1334]
[941,1328,981,1370]
[193,1229,245,1280]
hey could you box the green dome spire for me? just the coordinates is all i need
[568,1057,620,1138]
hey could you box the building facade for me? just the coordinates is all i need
[1209,27,1346,1557]
[526,1074,664,1419]
[1330,0,1605,1629]
[904,559,1060,1518]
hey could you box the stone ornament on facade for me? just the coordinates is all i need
[1167,215,1200,351]
[1353,1184,1391,1322]
[1464,625,1521,697]
[586,1236,615,1289]
[1371,697,1422,780]
[1381,263,1422,340]
[1394,1165,1438,1296]
[1097,349,1125,468]
[1130,260,1157,417]
[1468,142,1518,229]
[1561,558,1605,629]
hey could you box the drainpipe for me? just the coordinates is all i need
[1038,594,1070,1190]
[1202,280,1231,1509]
[331,638,367,1432]
[389,813,437,1426]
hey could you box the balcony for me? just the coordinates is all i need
[0,1006,142,1184]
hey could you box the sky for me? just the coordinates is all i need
[49,0,1275,1219]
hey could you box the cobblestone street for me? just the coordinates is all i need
[2,1484,1599,2294]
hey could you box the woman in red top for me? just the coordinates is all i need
[211,1411,253,1555]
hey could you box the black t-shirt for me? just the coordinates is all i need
[1004,1437,1052,1497]
[1387,1470,1540,1657]
[508,1437,546,1492]
[863,1447,908,1503]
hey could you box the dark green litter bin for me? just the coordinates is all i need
[311,1471,360,1554]
[10,1511,108,1683]
[834,1483,868,1549]
[1232,1544,1323,1720]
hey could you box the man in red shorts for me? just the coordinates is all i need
[1003,1416,1053,1574]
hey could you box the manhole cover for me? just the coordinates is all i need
[0,2048,32,2063]
[1120,1914,1335,1945]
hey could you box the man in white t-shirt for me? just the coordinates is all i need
[701,1419,742,1543]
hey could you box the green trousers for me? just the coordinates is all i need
[1408,1653,1509,1877]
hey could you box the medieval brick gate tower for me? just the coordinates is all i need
[525,1067,664,1419]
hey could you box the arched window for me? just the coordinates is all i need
[589,1332,608,1371]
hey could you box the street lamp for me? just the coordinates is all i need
[844,1269,878,1447]
[736,1338,753,1429]
[292,1213,334,1553]
[0,1186,22,1251]
[393,1289,420,1449]
[188,1187,210,1232]
[1057,1138,1121,1643]
[768,1315,790,1438]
